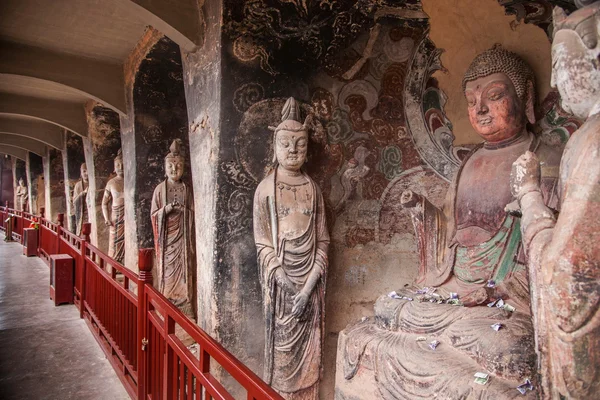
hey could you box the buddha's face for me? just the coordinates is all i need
[465,73,525,143]
[551,28,600,119]
[114,158,123,177]
[165,157,184,182]
[276,129,308,171]
[18,178,24,187]
[81,164,88,183]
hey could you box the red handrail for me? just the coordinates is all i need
[2,207,283,400]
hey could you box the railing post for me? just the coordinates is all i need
[137,248,153,400]
[37,207,45,256]
[80,222,91,319]
[56,213,64,254]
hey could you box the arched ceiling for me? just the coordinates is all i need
[0,0,203,147]
[0,145,28,161]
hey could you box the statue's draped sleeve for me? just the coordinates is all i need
[253,171,330,385]
[73,180,85,235]
[151,181,167,291]
[520,118,600,398]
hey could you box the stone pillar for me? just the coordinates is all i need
[63,132,86,232]
[121,28,192,271]
[0,156,13,206]
[26,152,44,214]
[43,148,66,222]
[83,102,122,252]
[180,0,221,337]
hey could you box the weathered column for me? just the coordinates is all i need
[0,156,13,206]
[121,28,193,271]
[63,132,86,231]
[43,148,66,222]
[83,102,122,252]
[180,0,221,337]
[26,152,44,214]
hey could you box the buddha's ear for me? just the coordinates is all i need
[525,80,536,125]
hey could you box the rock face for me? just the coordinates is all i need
[335,46,563,399]
[253,98,330,399]
[511,3,600,398]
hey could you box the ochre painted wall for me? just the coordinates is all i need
[422,0,552,145]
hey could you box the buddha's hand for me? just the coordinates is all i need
[104,218,112,226]
[511,151,541,200]
[292,291,309,318]
[400,190,423,208]
[460,288,489,307]
[274,268,296,296]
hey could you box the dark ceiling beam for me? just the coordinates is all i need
[126,0,203,51]
[0,145,27,161]
[0,134,48,156]
[0,41,126,114]
[0,117,64,150]
[0,94,87,137]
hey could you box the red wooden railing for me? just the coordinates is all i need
[0,205,282,400]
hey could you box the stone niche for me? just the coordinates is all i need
[85,103,122,253]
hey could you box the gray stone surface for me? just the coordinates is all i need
[0,240,129,400]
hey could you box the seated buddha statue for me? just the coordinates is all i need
[336,45,563,399]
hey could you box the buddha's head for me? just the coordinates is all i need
[80,163,88,183]
[114,149,123,177]
[552,2,600,119]
[18,178,25,187]
[463,45,536,143]
[271,97,309,172]
[164,139,185,183]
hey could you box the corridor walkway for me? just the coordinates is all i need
[0,240,129,400]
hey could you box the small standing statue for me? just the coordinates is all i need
[15,178,28,212]
[102,150,125,263]
[72,163,89,236]
[511,2,600,398]
[151,139,195,319]
[253,97,330,399]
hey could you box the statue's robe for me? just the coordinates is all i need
[105,184,125,263]
[341,133,562,399]
[253,170,329,397]
[15,186,28,212]
[73,179,87,236]
[520,113,600,398]
[151,180,195,318]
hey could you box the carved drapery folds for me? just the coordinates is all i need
[253,98,330,399]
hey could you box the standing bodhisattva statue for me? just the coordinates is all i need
[72,163,89,236]
[511,2,600,398]
[253,97,330,399]
[15,178,28,212]
[151,139,195,319]
[102,149,125,263]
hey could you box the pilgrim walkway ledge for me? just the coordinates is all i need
[0,240,129,400]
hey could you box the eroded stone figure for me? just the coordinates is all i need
[72,163,89,236]
[15,178,28,212]
[253,97,330,399]
[511,3,600,398]
[102,150,125,263]
[151,139,195,319]
[336,46,562,399]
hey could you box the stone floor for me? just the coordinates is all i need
[0,240,129,400]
